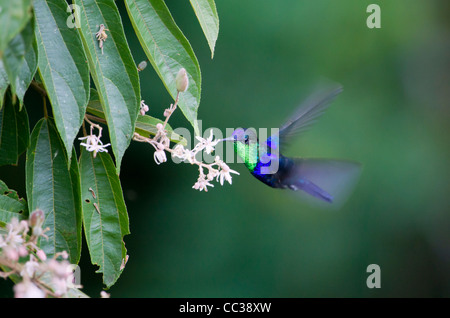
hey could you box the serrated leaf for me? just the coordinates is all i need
[0,92,29,166]
[189,0,219,58]
[34,0,90,160]
[2,17,34,106]
[86,88,186,145]
[79,148,129,288]
[0,180,28,223]
[0,0,32,57]
[125,0,201,135]
[75,0,140,173]
[26,118,82,264]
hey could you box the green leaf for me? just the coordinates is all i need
[189,0,219,58]
[0,180,28,223]
[134,115,187,146]
[0,94,18,165]
[79,148,129,288]
[34,0,90,160]
[0,0,32,57]
[26,118,82,264]
[86,88,186,145]
[2,17,34,107]
[75,0,140,173]
[69,148,82,263]
[0,60,9,109]
[16,97,29,154]
[125,0,201,135]
[0,92,29,166]
[14,34,38,109]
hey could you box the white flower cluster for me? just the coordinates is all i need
[134,68,240,192]
[172,130,239,192]
[133,123,239,192]
[0,210,81,298]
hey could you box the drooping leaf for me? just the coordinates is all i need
[14,35,38,109]
[0,92,29,166]
[0,0,32,57]
[79,148,129,288]
[0,180,28,223]
[125,0,201,135]
[75,0,140,173]
[34,0,90,160]
[26,118,81,264]
[2,17,34,107]
[86,88,186,145]
[189,0,219,58]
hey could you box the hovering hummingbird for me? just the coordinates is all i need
[226,85,361,207]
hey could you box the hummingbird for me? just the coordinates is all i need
[226,85,361,207]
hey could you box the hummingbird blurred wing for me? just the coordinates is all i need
[284,158,361,209]
[278,85,343,151]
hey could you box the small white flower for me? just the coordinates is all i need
[154,123,170,148]
[215,157,240,185]
[0,236,5,249]
[20,255,41,278]
[195,130,220,155]
[14,278,46,298]
[206,168,219,181]
[186,149,198,164]
[153,144,167,165]
[47,259,73,296]
[100,291,110,298]
[36,249,47,261]
[79,133,110,158]
[192,175,214,192]
[2,218,28,260]
[172,144,186,159]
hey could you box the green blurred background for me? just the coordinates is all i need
[2,0,450,297]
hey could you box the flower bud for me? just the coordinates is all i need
[29,209,45,229]
[137,60,147,71]
[175,68,189,92]
[36,249,47,261]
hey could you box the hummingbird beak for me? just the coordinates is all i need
[220,136,235,142]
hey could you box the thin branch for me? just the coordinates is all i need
[30,80,47,97]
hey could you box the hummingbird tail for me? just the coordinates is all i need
[292,179,334,203]
[285,158,362,209]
